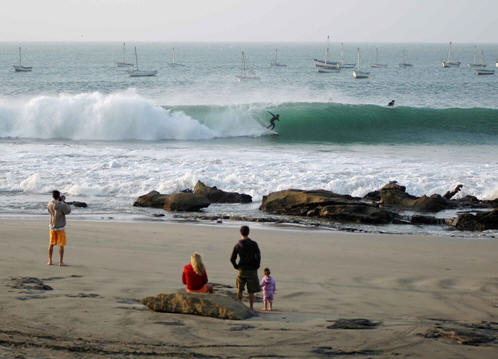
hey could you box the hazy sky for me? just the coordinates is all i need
[1,0,496,42]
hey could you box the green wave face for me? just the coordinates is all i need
[169,103,498,144]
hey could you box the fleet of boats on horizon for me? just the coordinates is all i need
[9,39,498,79]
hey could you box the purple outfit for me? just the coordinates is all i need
[260,275,276,302]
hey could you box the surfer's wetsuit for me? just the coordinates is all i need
[267,112,280,130]
[388,100,395,107]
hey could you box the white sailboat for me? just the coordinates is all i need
[339,42,356,68]
[128,47,158,77]
[370,48,387,68]
[442,42,461,68]
[270,48,287,67]
[169,48,185,67]
[399,49,413,68]
[475,50,494,75]
[467,46,486,69]
[116,42,134,67]
[313,36,340,73]
[236,51,260,81]
[13,47,32,72]
[353,48,369,79]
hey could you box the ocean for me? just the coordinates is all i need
[0,42,497,235]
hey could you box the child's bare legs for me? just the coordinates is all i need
[59,246,65,266]
[263,300,268,311]
[48,244,54,265]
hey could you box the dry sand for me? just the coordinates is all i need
[0,219,497,358]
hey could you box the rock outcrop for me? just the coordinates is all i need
[193,181,252,203]
[141,291,253,320]
[163,193,210,211]
[133,191,210,212]
[449,209,498,231]
[260,189,396,224]
[133,190,168,208]
[379,182,451,212]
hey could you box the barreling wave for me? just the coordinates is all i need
[0,92,497,144]
[171,102,498,144]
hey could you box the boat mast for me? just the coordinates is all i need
[325,35,330,63]
[340,42,344,65]
[241,51,246,77]
[19,47,22,66]
[473,45,478,65]
[134,47,139,70]
[357,48,360,70]
[447,42,452,62]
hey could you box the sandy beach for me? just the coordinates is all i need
[0,219,497,358]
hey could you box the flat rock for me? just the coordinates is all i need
[194,181,252,203]
[260,189,396,224]
[327,318,381,329]
[379,182,451,212]
[450,209,498,231]
[141,291,253,320]
[424,327,496,346]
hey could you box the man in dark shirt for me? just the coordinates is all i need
[230,225,261,310]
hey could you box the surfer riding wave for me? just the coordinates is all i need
[266,112,280,130]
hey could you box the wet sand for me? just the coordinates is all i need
[0,220,497,358]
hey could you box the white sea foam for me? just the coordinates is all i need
[0,92,221,141]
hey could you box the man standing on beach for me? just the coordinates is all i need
[230,225,261,311]
[47,190,71,266]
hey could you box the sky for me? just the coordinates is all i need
[1,0,497,43]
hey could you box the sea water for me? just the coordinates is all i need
[0,42,497,235]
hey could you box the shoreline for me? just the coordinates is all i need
[1,219,497,358]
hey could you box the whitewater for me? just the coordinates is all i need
[0,42,497,234]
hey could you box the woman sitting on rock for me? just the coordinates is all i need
[182,253,214,293]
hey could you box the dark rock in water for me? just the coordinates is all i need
[450,209,498,231]
[133,190,168,208]
[380,182,451,212]
[443,184,463,200]
[363,190,380,202]
[410,215,444,225]
[67,201,88,208]
[9,277,52,291]
[134,190,210,211]
[163,192,210,211]
[319,204,395,224]
[313,347,382,356]
[194,181,252,203]
[141,291,253,320]
[260,189,396,224]
[327,318,381,329]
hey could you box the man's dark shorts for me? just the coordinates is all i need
[236,269,260,294]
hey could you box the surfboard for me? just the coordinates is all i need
[267,130,279,136]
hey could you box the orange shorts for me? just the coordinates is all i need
[49,229,66,246]
[186,285,208,293]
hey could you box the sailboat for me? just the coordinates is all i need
[169,48,185,67]
[467,46,486,69]
[236,51,260,81]
[353,48,369,79]
[128,47,158,77]
[313,36,340,73]
[116,42,134,67]
[399,49,413,68]
[270,48,287,67]
[442,42,461,68]
[370,48,387,68]
[13,47,32,72]
[475,50,494,75]
[339,43,356,68]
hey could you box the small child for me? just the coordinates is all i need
[260,267,276,311]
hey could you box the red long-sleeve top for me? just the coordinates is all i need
[182,264,208,290]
